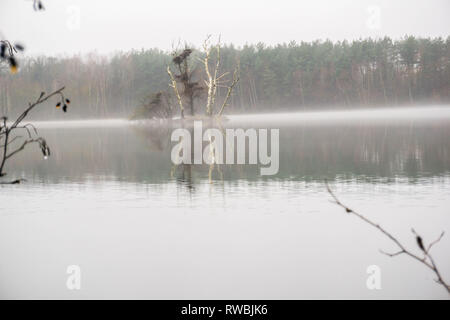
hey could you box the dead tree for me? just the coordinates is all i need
[0,87,69,184]
[159,37,239,119]
[202,35,240,117]
[167,47,203,118]
[326,182,450,294]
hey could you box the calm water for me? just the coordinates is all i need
[1,107,450,299]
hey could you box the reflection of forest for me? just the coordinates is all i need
[6,121,450,184]
[282,123,450,180]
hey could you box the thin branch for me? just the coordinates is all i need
[379,249,405,257]
[5,138,41,160]
[426,231,445,254]
[11,88,64,129]
[216,72,229,81]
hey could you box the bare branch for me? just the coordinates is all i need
[216,72,229,81]
[5,138,41,160]
[0,135,22,147]
[11,88,65,129]
[427,231,445,254]
[379,249,405,257]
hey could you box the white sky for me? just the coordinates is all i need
[0,0,449,56]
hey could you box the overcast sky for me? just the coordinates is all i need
[0,0,449,56]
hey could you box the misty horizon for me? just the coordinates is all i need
[3,35,449,120]
[7,35,450,61]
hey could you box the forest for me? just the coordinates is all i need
[1,36,449,119]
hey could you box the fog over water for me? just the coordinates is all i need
[1,107,449,299]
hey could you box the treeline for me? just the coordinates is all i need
[1,36,449,119]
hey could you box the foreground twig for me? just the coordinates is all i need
[0,87,68,183]
[325,181,450,294]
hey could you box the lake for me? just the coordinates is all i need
[1,106,450,299]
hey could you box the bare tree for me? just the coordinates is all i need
[326,182,449,294]
[202,35,240,117]
[167,47,203,118]
[137,36,239,121]
[0,87,69,184]
[150,37,239,120]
